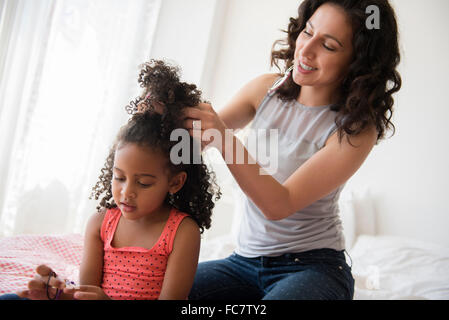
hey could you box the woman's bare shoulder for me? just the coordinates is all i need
[245,73,281,110]
[249,73,280,93]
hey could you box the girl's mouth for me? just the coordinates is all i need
[120,202,137,212]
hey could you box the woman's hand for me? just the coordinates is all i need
[183,102,229,152]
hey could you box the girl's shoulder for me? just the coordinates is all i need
[165,208,200,254]
[84,207,110,239]
[168,208,194,231]
[170,207,189,218]
[169,208,199,234]
[170,212,200,247]
[86,207,118,238]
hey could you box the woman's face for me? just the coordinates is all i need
[292,3,354,96]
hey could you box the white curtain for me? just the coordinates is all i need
[0,0,161,237]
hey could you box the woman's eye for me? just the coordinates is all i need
[303,30,312,36]
[114,177,125,181]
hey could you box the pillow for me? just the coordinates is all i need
[339,188,376,250]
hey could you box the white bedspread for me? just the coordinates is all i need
[199,234,449,300]
[350,235,449,300]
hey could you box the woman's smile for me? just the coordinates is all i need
[297,60,318,74]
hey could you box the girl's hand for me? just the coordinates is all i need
[183,103,229,152]
[16,264,110,300]
[17,264,74,300]
[64,285,111,300]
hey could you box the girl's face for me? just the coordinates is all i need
[292,3,354,98]
[112,143,185,221]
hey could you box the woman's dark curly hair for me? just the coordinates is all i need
[90,60,221,233]
[271,0,402,143]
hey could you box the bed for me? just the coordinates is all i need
[198,233,449,300]
[1,190,448,299]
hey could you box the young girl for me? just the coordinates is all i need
[14,60,221,300]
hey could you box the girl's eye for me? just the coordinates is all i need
[138,182,153,188]
[114,177,125,181]
[323,44,336,52]
[303,29,312,36]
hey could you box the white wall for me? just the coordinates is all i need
[207,0,300,108]
[347,0,449,246]
[150,0,227,94]
[164,0,449,246]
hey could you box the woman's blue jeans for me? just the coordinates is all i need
[189,248,354,300]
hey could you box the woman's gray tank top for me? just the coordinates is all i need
[234,90,346,257]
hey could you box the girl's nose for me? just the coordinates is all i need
[122,183,136,200]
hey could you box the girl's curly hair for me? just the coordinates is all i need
[90,60,221,233]
[271,0,402,143]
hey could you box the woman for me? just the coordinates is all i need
[185,0,401,300]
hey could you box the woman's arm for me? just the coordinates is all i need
[216,73,279,130]
[79,211,105,286]
[158,217,201,300]
[222,126,377,220]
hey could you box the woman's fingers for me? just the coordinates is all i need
[184,104,216,121]
[184,118,207,131]
[184,113,217,132]
[183,103,227,152]
[196,102,213,111]
[183,106,203,119]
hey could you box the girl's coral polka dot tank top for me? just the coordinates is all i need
[100,207,188,300]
